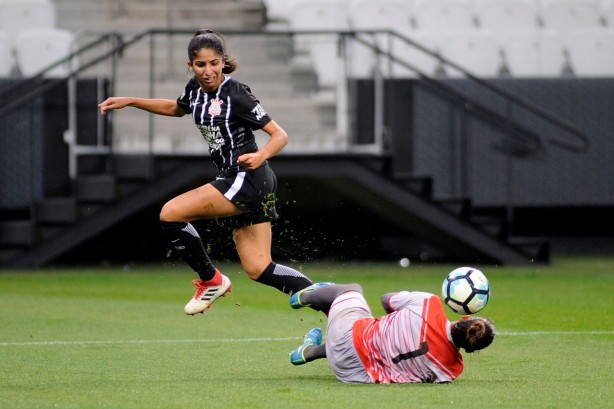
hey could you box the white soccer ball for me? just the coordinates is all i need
[441,267,490,314]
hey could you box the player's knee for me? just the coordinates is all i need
[243,265,263,280]
[348,283,363,294]
[159,201,179,222]
[240,259,270,281]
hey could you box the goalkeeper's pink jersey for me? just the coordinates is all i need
[352,291,463,383]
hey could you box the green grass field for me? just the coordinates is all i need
[1,256,613,409]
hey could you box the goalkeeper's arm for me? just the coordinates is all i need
[381,292,398,314]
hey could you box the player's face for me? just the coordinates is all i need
[189,48,225,92]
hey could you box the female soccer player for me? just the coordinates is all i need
[98,29,314,315]
[288,283,495,383]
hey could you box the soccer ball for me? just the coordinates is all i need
[441,267,490,314]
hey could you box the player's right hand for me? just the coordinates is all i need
[98,97,130,115]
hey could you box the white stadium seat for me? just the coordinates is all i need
[540,0,603,31]
[475,0,539,31]
[412,0,475,32]
[0,0,56,47]
[565,28,614,77]
[349,0,411,31]
[390,29,441,78]
[263,0,296,22]
[601,0,614,27]
[439,30,502,78]
[15,28,77,78]
[347,0,412,78]
[289,0,349,34]
[288,1,349,89]
[502,29,565,77]
[0,31,14,77]
[263,0,305,29]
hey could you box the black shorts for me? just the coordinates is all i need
[210,162,279,229]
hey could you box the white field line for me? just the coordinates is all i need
[0,331,612,347]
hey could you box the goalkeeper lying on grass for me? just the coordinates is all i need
[289,283,495,384]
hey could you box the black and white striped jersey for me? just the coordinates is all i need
[177,75,272,177]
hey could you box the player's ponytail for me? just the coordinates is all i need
[451,317,496,353]
[188,29,238,74]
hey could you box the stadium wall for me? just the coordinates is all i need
[353,78,614,207]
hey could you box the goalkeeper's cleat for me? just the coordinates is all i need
[290,282,334,309]
[184,271,232,315]
[290,327,322,365]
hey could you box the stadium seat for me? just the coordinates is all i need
[602,0,614,27]
[263,0,303,29]
[565,28,614,77]
[0,0,56,47]
[475,0,539,31]
[347,0,412,78]
[390,29,441,78]
[411,0,475,32]
[288,1,349,90]
[289,1,349,38]
[540,0,603,31]
[263,0,293,22]
[439,30,502,78]
[15,28,77,78]
[502,29,565,77]
[348,0,411,33]
[0,31,14,77]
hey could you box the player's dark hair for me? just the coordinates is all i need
[451,317,495,353]
[188,29,238,73]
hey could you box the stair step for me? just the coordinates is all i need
[36,197,78,224]
[398,176,433,198]
[38,226,67,241]
[471,215,508,239]
[74,175,117,202]
[117,181,149,197]
[54,0,264,31]
[113,155,155,181]
[437,198,471,217]
[0,249,24,264]
[508,237,550,263]
[0,220,35,246]
[78,204,108,219]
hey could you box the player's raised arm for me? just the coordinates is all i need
[98,97,185,117]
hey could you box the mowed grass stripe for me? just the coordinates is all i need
[0,337,302,346]
[1,258,613,409]
[1,330,612,347]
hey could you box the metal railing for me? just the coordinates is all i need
[336,29,591,231]
[0,28,592,229]
[340,29,590,154]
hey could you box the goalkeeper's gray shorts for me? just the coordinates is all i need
[325,291,373,383]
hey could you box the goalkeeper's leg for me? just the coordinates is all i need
[291,283,363,315]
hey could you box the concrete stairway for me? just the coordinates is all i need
[52,0,341,154]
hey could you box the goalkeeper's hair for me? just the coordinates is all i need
[451,317,496,353]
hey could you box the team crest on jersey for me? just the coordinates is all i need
[208,97,224,117]
[251,104,267,121]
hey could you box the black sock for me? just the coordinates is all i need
[160,221,217,281]
[256,262,313,296]
[303,344,327,363]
